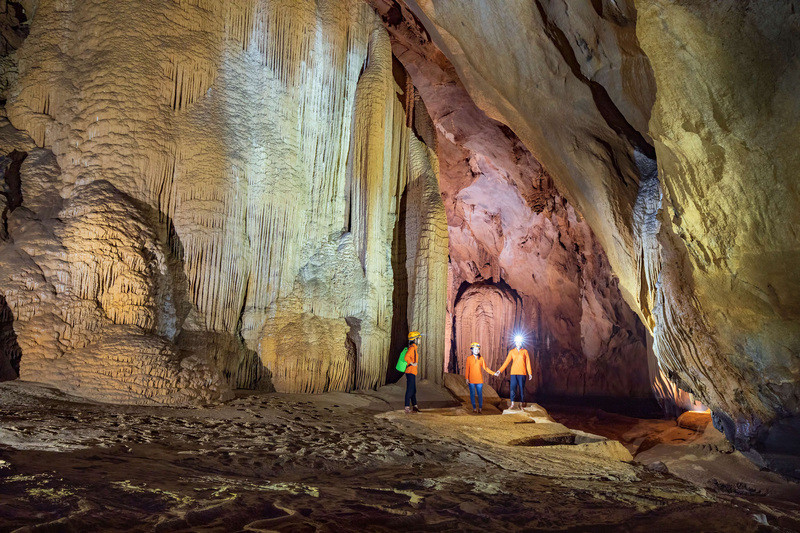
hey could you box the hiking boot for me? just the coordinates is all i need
[412,405,420,413]
[404,406,411,414]
[477,408,482,414]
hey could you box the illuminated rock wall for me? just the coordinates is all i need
[636,1,800,452]
[371,0,652,400]
[0,0,447,402]
[393,0,800,459]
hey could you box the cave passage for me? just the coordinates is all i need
[0,149,26,237]
[373,1,660,414]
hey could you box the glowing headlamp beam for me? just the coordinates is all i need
[514,334,524,345]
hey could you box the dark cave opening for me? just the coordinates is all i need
[0,293,21,380]
[1,149,26,238]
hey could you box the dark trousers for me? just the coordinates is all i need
[405,374,417,406]
[510,375,526,403]
[469,383,483,409]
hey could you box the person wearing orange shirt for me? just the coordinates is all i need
[495,335,533,410]
[404,331,422,414]
[465,342,494,414]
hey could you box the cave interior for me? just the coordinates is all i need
[0,0,799,530]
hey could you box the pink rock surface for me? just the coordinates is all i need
[370,0,652,400]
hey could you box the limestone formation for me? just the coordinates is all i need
[0,0,448,402]
[635,0,800,458]
[7,381,799,530]
[395,0,800,463]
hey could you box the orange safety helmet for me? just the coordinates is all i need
[408,331,422,341]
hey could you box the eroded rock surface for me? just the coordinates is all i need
[0,0,448,402]
[3,381,799,531]
[635,0,800,462]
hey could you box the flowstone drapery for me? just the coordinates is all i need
[0,0,447,402]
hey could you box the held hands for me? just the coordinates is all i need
[528,374,533,381]
[494,371,500,377]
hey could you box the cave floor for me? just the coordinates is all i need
[1,381,799,532]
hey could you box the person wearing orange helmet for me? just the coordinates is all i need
[404,331,422,414]
[495,334,533,410]
[464,342,494,414]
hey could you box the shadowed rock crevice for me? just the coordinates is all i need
[0,1,28,55]
[387,186,409,384]
[0,293,20,380]
[0,148,25,237]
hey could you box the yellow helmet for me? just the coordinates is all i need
[470,342,481,348]
[408,331,422,341]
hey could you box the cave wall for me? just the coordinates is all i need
[636,1,800,452]
[401,0,654,307]
[0,0,447,403]
[397,0,800,458]
[370,0,652,400]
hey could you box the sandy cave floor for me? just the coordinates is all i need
[1,380,800,532]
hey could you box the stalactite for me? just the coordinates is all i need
[1,0,450,403]
[165,57,217,112]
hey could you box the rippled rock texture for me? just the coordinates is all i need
[398,0,800,466]
[0,0,448,402]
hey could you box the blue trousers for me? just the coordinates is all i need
[469,383,483,409]
[405,374,417,407]
[510,375,526,403]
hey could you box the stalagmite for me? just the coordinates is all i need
[403,133,448,383]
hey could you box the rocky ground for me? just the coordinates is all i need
[1,380,799,532]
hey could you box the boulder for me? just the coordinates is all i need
[677,410,712,432]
